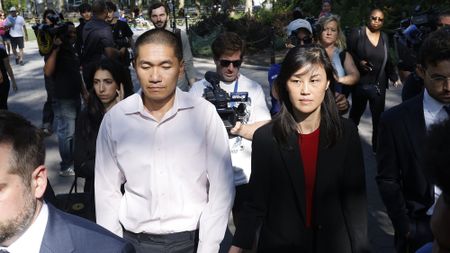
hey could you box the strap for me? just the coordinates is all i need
[375,33,388,84]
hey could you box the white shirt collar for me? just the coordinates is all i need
[423,89,450,129]
[2,202,49,253]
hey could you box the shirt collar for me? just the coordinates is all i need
[3,202,49,253]
[423,88,447,118]
[124,88,194,117]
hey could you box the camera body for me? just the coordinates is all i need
[32,14,69,56]
[203,71,249,130]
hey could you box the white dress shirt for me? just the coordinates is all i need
[423,89,450,215]
[95,88,235,253]
[190,74,271,185]
[1,203,49,253]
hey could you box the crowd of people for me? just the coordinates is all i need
[0,0,450,253]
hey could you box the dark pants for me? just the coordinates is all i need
[0,81,10,109]
[349,83,386,152]
[42,76,54,128]
[123,230,198,253]
[395,216,433,253]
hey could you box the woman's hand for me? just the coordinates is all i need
[228,246,243,253]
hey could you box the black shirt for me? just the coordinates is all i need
[0,46,9,84]
[53,44,82,99]
[81,18,115,65]
[111,20,133,49]
[360,34,385,85]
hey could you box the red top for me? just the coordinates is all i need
[298,128,320,228]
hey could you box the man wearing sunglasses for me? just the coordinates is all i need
[190,32,271,239]
[377,28,450,253]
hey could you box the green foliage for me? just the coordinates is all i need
[3,0,26,11]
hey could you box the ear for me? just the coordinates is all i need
[31,165,47,199]
[325,80,330,90]
[416,64,426,80]
[178,60,185,79]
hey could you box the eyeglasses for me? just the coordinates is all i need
[426,70,450,86]
[371,16,384,22]
[219,59,242,68]
[299,36,313,44]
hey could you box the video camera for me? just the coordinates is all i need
[395,5,439,71]
[32,14,69,56]
[203,71,249,130]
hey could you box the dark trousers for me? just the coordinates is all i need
[123,229,198,253]
[395,216,433,253]
[0,81,10,109]
[42,76,54,127]
[349,83,386,152]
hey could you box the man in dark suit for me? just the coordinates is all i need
[376,28,450,253]
[0,110,135,253]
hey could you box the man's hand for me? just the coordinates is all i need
[335,92,349,114]
[393,79,402,88]
[228,246,243,253]
[53,37,62,47]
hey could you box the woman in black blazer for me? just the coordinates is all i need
[230,45,370,253]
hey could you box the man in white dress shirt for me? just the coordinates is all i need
[0,110,134,253]
[95,29,234,253]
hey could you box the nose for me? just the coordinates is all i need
[149,68,161,83]
[300,82,310,94]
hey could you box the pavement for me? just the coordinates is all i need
[6,36,403,253]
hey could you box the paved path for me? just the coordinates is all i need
[7,38,403,253]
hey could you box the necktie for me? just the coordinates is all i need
[444,105,450,116]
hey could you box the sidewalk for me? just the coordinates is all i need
[7,39,400,253]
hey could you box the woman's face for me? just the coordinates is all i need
[286,64,329,117]
[93,69,119,108]
[369,10,384,31]
[320,20,338,46]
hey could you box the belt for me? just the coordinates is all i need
[123,229,198,242]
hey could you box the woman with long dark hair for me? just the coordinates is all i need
[230,45,369,253]
[73,58,129,221]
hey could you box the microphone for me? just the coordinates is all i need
[205,71,220,89]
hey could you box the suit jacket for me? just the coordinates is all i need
[233,119,370,253]
[376,93,434,237]
[40,204,135,253]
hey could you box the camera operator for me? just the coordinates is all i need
[400,9,450,101]
[44,22,85,177]
[190,32,271,231]
[81,0,122,90]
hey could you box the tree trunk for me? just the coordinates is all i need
[245,0,252,16]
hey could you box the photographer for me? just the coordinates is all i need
[190,32,271,232]
[400,9,450,101]
[44,22,84,177]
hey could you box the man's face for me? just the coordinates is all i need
[106,10,114,23]
[438,15,450,29]
[0,144,37,247]
[215,50,242,83]
[322,2,331,13]
[420,60,450,104]
[10,11,16,17]
[81,11,92,21]
[134,43,184,107]
[150,6,168,29]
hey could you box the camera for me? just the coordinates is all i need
[32,14,69,56]
[203,71,249,130]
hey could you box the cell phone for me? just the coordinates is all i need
[365,61,374,71]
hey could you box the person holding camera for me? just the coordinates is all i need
[347,7,401,153]
[44,22,84,177]
[190,32,271,235]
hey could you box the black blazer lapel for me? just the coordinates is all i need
[279,132,307,223]
[403,95,426,161]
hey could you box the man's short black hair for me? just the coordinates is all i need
[134,29,182,61]
[418,28,450,68]
[92,0,107,16]
[425,119,450,196]
[106,1,117,13]
[211,32,245,60]
[79,3,92,14]
[148,2,169,16]
[0,110,45,186]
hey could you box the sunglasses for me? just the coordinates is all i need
[219,59,242,68]
[371,16,384,22]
